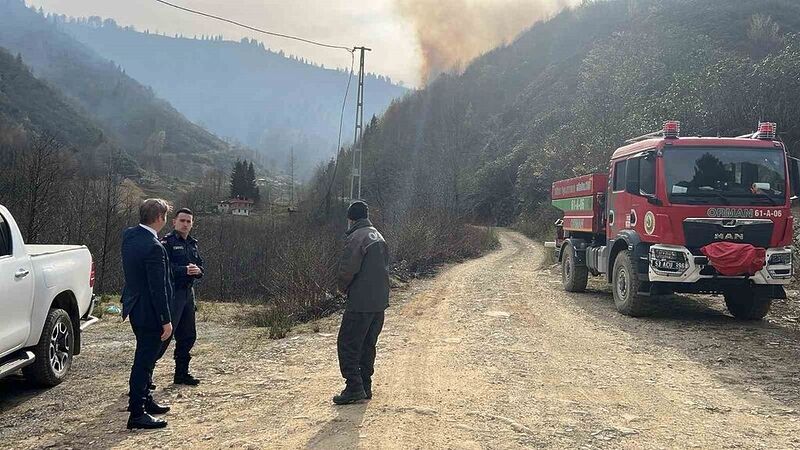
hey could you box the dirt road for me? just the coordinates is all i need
[2,230,800,449]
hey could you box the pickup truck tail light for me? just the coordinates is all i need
[89,261,96,288]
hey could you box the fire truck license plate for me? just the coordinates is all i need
[652,260,688,271]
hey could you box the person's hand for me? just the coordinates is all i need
[161,323,173,341]
[187,264,202,276]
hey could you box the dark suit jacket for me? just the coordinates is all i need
[120,225,174,329]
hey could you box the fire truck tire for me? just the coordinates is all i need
[724,289,772,320]
[562,242,588,292]
[612,250,649,317]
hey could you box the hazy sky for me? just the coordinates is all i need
[26,0,422,86]
[25,0,576,88]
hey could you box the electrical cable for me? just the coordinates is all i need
[151,0,360,214]
[152,0,354,52]
[323,51,356,210]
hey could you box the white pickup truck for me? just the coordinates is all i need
[0,205,97,386]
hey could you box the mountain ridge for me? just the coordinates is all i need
[0,0,254,179]
[54,15,408,177]
[318,0,800,229]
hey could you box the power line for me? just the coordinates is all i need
[152,0,354,53]
[152,0,365,216]
[323,51,356,214]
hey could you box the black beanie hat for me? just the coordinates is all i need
[347,201,369,221]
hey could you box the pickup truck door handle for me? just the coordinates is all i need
[14,268,30,279]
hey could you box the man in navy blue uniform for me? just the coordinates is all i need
[121,199,174,429]
[159,208,204,385]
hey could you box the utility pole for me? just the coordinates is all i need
[349,46,371,202]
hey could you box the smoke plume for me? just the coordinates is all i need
[396,0,578,85]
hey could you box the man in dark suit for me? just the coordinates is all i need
[121,198,174,430]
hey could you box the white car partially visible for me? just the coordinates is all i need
[0,204,97,386]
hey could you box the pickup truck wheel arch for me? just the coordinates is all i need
[50,292,81,356]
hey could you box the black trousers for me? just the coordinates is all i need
[337,311,385,391]
[158,288,197,374]
[128,309,163,416]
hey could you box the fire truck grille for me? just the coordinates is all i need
[683,219,773,249]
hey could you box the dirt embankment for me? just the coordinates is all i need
[2,230,800,449]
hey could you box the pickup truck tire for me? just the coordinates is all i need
[724,289,772,320]
[562,242,588,292]
[23,308,74,387]
[612,250,649,317]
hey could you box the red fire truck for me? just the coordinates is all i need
[551,121,799,320]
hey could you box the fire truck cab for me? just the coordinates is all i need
[552,121,800,320]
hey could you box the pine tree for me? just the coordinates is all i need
[247,161,260,203]
[229,160,245,198]
[229,159,260,201]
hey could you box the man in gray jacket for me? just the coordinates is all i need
[334,201,390,405]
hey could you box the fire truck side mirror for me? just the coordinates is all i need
[790,157,800,200]
[646,195,663,206]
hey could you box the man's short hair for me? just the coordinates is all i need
[175,208,193,217]
[139,198,171,225]
[347,201,369,221]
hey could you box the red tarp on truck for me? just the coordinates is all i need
[701,242,766,276]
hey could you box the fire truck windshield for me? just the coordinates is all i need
[663,147,786,206]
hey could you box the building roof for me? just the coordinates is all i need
[220,198,255,205]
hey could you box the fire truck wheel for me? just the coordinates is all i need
[724,289,772,320]
[612,250,649,317]
[562,242,588,292]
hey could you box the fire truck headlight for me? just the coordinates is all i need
[768,251,792,266]
[767,250,793,278]
[650,248,690,275]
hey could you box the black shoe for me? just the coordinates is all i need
[145,399,171,415]
[126,399,170,415]
[127,413,168,430]
[174,373,201,386]
[333,388,367,405]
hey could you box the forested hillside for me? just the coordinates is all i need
[0,0,250,179]
[55,16,408,177]
[316,0,800,233]
[0,49,101,150]
[0,46,143,174]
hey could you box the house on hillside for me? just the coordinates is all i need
[218,198,254,216]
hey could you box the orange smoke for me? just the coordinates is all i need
[397,0,578,84]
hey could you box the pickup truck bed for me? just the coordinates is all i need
[26,244,87,256]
